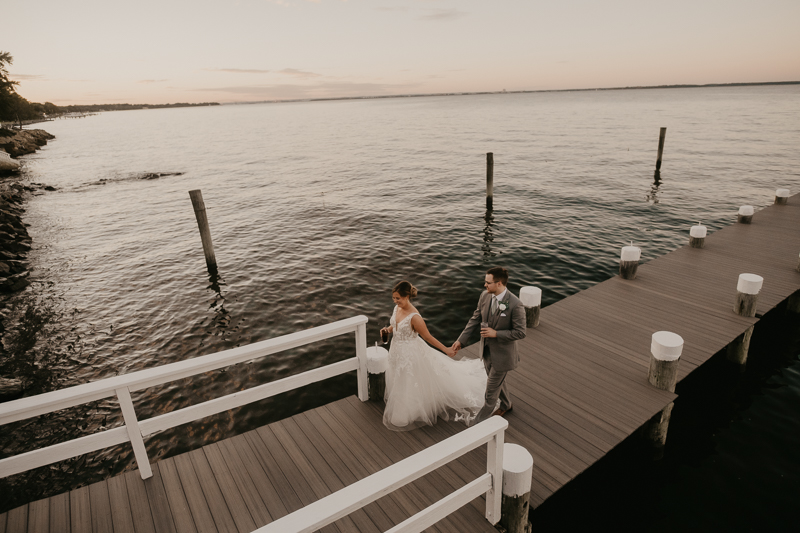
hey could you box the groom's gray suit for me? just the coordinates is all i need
[457,289,526,424]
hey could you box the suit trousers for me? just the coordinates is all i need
[473,345,512,425]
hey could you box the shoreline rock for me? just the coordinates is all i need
[0,128,56,159]
[0,128,55,401]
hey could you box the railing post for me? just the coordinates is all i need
[116,387,153,479]
[485,429,505,524]
[355,323,369,401]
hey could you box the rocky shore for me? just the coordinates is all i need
[0,127,55,158]
[0,128,56,400]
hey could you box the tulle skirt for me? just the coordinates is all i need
[383,337,487,431]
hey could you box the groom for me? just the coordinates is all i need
[452,266,526,425]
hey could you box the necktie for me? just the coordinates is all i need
[491,297,498,314]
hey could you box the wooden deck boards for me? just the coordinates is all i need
[10,197,800,532]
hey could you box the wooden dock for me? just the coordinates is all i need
[2,196,799,532]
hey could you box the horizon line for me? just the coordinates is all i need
[225,80,800,106]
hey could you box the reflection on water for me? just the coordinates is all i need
[200,270,247,348]
[482,208,496,258]
[646,170,662,204]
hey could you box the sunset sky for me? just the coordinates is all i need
[5,0,800,105]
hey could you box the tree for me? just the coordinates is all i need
[1,51,22,121]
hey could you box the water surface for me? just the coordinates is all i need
[2,86,799,523]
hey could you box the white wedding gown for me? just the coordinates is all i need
[383,306,487,431]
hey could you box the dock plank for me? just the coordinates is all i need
[69,487,91,533]
[168,455,213,533]
[252,425,343,533]
[28,499,49,533]
[224,435,287,521]
[142,463,181,533]
[5,505,26,533]
[202,444,257,533]
[185,449,239,533]
[107,475,136,533]
[215,439,273,527]
[88,482,113,533]
[122,470,157,533]
[49,493,70,533]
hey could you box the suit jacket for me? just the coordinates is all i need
[457,289,527,372]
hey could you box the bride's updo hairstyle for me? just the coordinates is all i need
[393,280,418,299]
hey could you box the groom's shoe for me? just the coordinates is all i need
[492,406,513,417]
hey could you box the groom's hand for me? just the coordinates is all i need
[451,341,461,354]
[480,326,497,338]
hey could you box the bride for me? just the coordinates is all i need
[380,281,487,431]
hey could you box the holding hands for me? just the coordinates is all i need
[451,340,461,355]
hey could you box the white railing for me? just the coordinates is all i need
[259,416,508,532]
[0,315,369,479]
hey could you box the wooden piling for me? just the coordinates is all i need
[486,152,494,210]
[737,205,754,224]
[366,344,388,401]
[775,188,789,205]
[644,331,683,449]
[727,327,754,365]
[619,245,641,280]
[786,290,800,314]
[733,273,763,317]
[500,443,533,533]
[519,287,542,328]
[727,273,763,365]
[689,223,706,249]
[655,127,666,170]
[188,189,217,272]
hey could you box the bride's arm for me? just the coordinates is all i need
[410,315,455,357]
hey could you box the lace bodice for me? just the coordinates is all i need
[390,307,419,343]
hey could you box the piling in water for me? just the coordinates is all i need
[655,127,666,170]
[486,152,494,210]
[189,189,217,273]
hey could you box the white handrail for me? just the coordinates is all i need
[0,315,369,479]
[257,417,508,533]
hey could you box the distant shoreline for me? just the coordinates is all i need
[229,80,800,106]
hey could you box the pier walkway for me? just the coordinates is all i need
[2,196,799,532]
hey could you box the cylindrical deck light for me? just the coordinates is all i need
[619,244,641,280]
[689,223,707,249]
[519,286,542,328]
